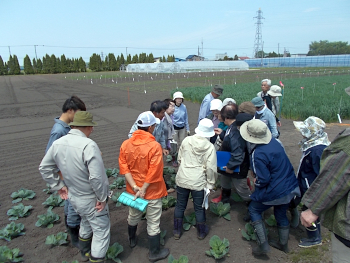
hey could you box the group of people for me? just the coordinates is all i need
[38,79,350,263]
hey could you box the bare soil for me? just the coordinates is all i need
[0,73,346,263]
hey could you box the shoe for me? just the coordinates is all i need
[173,218,183,240]
[290,207,300,228]
[89,255,105,262]
[221,188,231,204]
[148,234,170,262]
[128,224,138,248]
[79,236,92,262]
[167,188,175,193]
[196,222,209,240]
[299,222,322,248]
[172,161,178,167]
[67,225,80,249]
[269,225,290,253]
[251,220,270,256]
[211,191,222,203]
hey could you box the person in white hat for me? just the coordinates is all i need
[240,119,300,256]
[206,99,223,129]
[222,98,236,107]
[198,84,224,123]
[119,111,170,262]
[172,91,190,153]
[173,118,217,241]
[267,85,282,116]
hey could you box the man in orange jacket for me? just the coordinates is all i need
[119,111,169,263]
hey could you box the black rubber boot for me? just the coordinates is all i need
[221,188,231,204]
[173,218,183,240]
[243,201,251,222]
[128,224,138,248]
[290,207,300,228]
[89,255,105,262]
[251,220,270,256]
[269,225,290,253]
[299,221,322,247]
[67,225,80,248]
[196,222,209,240]
[148,234,170,262]
[79,236,92,262]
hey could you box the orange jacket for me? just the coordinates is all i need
[119,129,167,200]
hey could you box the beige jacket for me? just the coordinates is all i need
[176,134,217,190]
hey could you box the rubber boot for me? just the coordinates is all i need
[128,224,138,248]
[211,190,222,203]
[172,156,178,167]
[67,225,80,248]
[251,220,270,256]
[299,222,322,247]
[196,222,209,240]
[79,236,92,262]
[243,201,251,222]
[290,207,300,228]
[221,188,231,204]
[269,225,290,253]
[89,255,105,262]
[148,234,170,262]
[173,218,183,240]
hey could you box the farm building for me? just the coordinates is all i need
[126,61,249,73]
[245,54,350,68]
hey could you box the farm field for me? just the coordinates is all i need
[0,70,349,263]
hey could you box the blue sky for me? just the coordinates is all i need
[1,0,349,64]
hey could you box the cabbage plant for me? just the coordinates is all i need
[168,255,189,263]
[109,178,126,190]
[205,235,230,260]
[45,232,68,246]
[11,188,36,203]
[106,242,123,263]
[7,203,33,221]
[0,246,23,262]
[0,222,25,241]
[210,202,231,221]
[106,168,119,178]
[111,191,122,207]
[162,196,176,210]
[42,194,65,209]
[35,207,60,228]
[183,212,196,231]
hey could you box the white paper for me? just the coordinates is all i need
[202,188,211,210]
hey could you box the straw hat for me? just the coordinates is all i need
[195,118,215,137]
[240,119,272,144]
[69,111,97,126]
[267,85,282,97]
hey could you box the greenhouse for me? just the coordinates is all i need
[245,54,350,68]
[126,61,249,73]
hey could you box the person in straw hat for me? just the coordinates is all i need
[292,116,330,248]
[300,87,350,262]
[240,119,300,256]
[39,111,110,262]
[173,118,217,241]
[119,111,170,262]
[198,84,224,123]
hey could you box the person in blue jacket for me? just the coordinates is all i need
[240,119,300,256]
[293,116,330,248]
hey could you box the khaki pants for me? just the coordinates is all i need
[221,174,252,202]
[331,232,350,263]
[173,128,186,148]
[128,198,162,236]
[69,196,110,259]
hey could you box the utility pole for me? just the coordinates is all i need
[8,46,11,57]
[34,45,38,60]
[253,8,264,59]
[101,51,104,61]
[126,47,128,58]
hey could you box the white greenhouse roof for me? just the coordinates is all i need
[126,61,249,73]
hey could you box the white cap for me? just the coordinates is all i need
[136,111,160,127]
[210,99,223,111]
[222,98,236,107]
[195,118,215,137]
[173,91,184,100]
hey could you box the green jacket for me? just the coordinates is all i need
[302,128,350,241]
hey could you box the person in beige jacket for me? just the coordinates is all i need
[173,118,217,241]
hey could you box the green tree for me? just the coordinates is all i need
[126,54,132,64]
[162,55,166,62]
[108,53,117,71]
[89,53,102,71]
[120,53,125,65]
[103,56,109,71]
[148,53,154,63]
[23,55,34,74]
[60,55,67,73]
[50,54,57,73]
[132,54,138,63]
[36,58,42,73]
[307,40,350,56]
[255,50,267,58]
[0,55,5,75]
[233,55,239,60]
[8,55,20,75]
[78,57,86,72]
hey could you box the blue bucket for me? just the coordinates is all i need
[216,151,240,172]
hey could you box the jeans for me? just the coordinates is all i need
[249,201,290,227]
[64,199,81,228]
[174,186,205,223]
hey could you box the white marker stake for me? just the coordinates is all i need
[337,114,342,123]
[144,90,147,94]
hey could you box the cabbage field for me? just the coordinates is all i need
[173,75,350,122]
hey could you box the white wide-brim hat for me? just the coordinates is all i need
[210,99,223,111]
[195,118,215,137]
[240,119,272,144]
[267,85,282,97]
[173,91,184,100]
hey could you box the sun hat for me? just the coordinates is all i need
[136,111,160,127]
[236,113,253,126]
[238,101,256,115]
[69,111,97,126]
[210,99,223,111]
[212,84,223,96]
[195,118,215,137]
[173,91,184,100]
[267,85,282,97]
[222,98,236,106]
[240,119,272,144]
[293,116,326,139]
[251,97,265,108]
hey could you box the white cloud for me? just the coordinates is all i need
[303,7,320,13]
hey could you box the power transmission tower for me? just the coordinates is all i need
[253,8,264,59]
